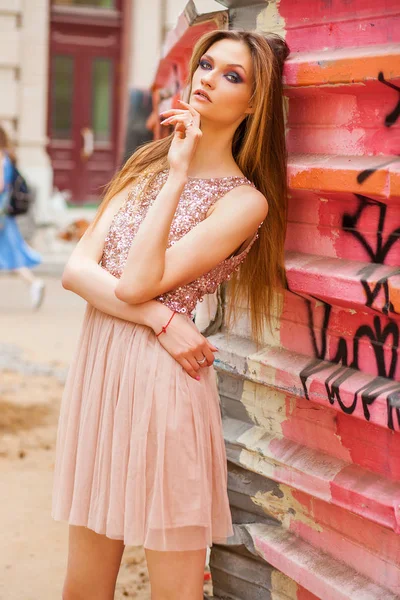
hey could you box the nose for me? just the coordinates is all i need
[200,72,215,89]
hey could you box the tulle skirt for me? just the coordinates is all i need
[51,304,233,551]
[0,216,41,270]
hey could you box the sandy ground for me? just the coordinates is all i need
[0,274,212,599]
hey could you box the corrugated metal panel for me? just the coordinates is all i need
[209,0,400,598]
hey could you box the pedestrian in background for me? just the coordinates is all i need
[0,125,45,309]
[52,30,289,600]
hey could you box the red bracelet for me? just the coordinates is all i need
[156,310,177,337]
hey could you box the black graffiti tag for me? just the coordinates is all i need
[378,72,400,127]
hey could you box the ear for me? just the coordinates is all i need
[244,103,255,115]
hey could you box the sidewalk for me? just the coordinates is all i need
[20,204,97,277]
[0,276,213,599]
[0,276,151,599]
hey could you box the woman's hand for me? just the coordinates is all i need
[149,305,218,380]
[160,100,202,176]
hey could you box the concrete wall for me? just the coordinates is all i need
[0,0,52,223]
[209,1,400,598]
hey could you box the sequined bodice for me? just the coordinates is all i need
[101,169,259,316]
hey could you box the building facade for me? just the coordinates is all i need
[0,0,202,221]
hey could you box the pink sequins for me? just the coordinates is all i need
[101,169,258,317]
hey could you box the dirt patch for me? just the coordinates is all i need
[0,369,213,599]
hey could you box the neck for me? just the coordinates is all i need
[186,117,242,178]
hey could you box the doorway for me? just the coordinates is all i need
[48,0,126,203]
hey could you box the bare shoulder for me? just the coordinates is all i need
[212,182,268,223]
[241,184,268,213]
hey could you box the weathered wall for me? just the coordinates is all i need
[210,1,400,598]
[151,0,400,597]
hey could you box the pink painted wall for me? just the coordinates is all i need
[152,1,400,597]
[226,1,400,597]
[279,0,400,431]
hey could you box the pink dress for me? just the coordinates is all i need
[51,169,260,551]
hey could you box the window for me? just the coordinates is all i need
[51,55,74,139]
[92,58,113,142]
[53,0,115,8]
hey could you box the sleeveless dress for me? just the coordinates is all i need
[0,154,41,271]
[51,169,261,551]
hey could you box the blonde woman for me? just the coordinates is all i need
[52,30,289,600]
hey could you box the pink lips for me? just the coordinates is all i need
[193,89,211,102]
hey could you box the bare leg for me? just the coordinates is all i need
[145,547,207,600]
[62,525,125,600]
[16,266,36,284]
[15,267,45,308]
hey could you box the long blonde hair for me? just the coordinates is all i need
[0,125,17,164]
[95,30,290,344]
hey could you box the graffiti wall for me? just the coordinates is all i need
[210,1,400,598]
[151,0,400,597]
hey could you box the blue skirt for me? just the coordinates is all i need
[0,216,41,270]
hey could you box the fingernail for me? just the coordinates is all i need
[196,375,200,381]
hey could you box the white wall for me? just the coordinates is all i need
[0,0,52,224]
[18,0,52,224]
[129,0,222,90]
[129,0,164,90]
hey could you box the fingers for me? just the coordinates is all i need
[198,345,215,367]
[206,340,219,353]
[194,353,210,368]
[180,357,201,380]
[160,100,199,118]
[160,116,185,127]
[159,109,187,118]
[177,99,199,118]
[160,115,197,130]
[160,100,200,128]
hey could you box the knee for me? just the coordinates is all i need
[63,582,114,600]
[62,582,83,600]
[151,590,203,600]
[62,582,96,600]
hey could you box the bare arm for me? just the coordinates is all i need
[115,173,267,304]
[0,151,4,193]
[115,101,268,305]
[62,186,218,380]
[61,186,169,331]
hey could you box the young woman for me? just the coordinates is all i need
[0,126,45,309]
[52,30,289,600]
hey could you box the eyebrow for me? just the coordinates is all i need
[203,54,247,75]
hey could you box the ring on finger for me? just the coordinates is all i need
[185,119,194,128]
[196,356,207,365]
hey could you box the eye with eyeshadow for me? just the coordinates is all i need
[199,59,243,84]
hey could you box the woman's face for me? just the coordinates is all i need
[189,38,254,127]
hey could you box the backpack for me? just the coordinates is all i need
[7,164,32,216]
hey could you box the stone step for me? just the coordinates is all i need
[229,521,400,600]
[284,43,400,88]
[287,153,400,198]
[285,250,400,316]
[223,415,400,536]
[211,334,400,432]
